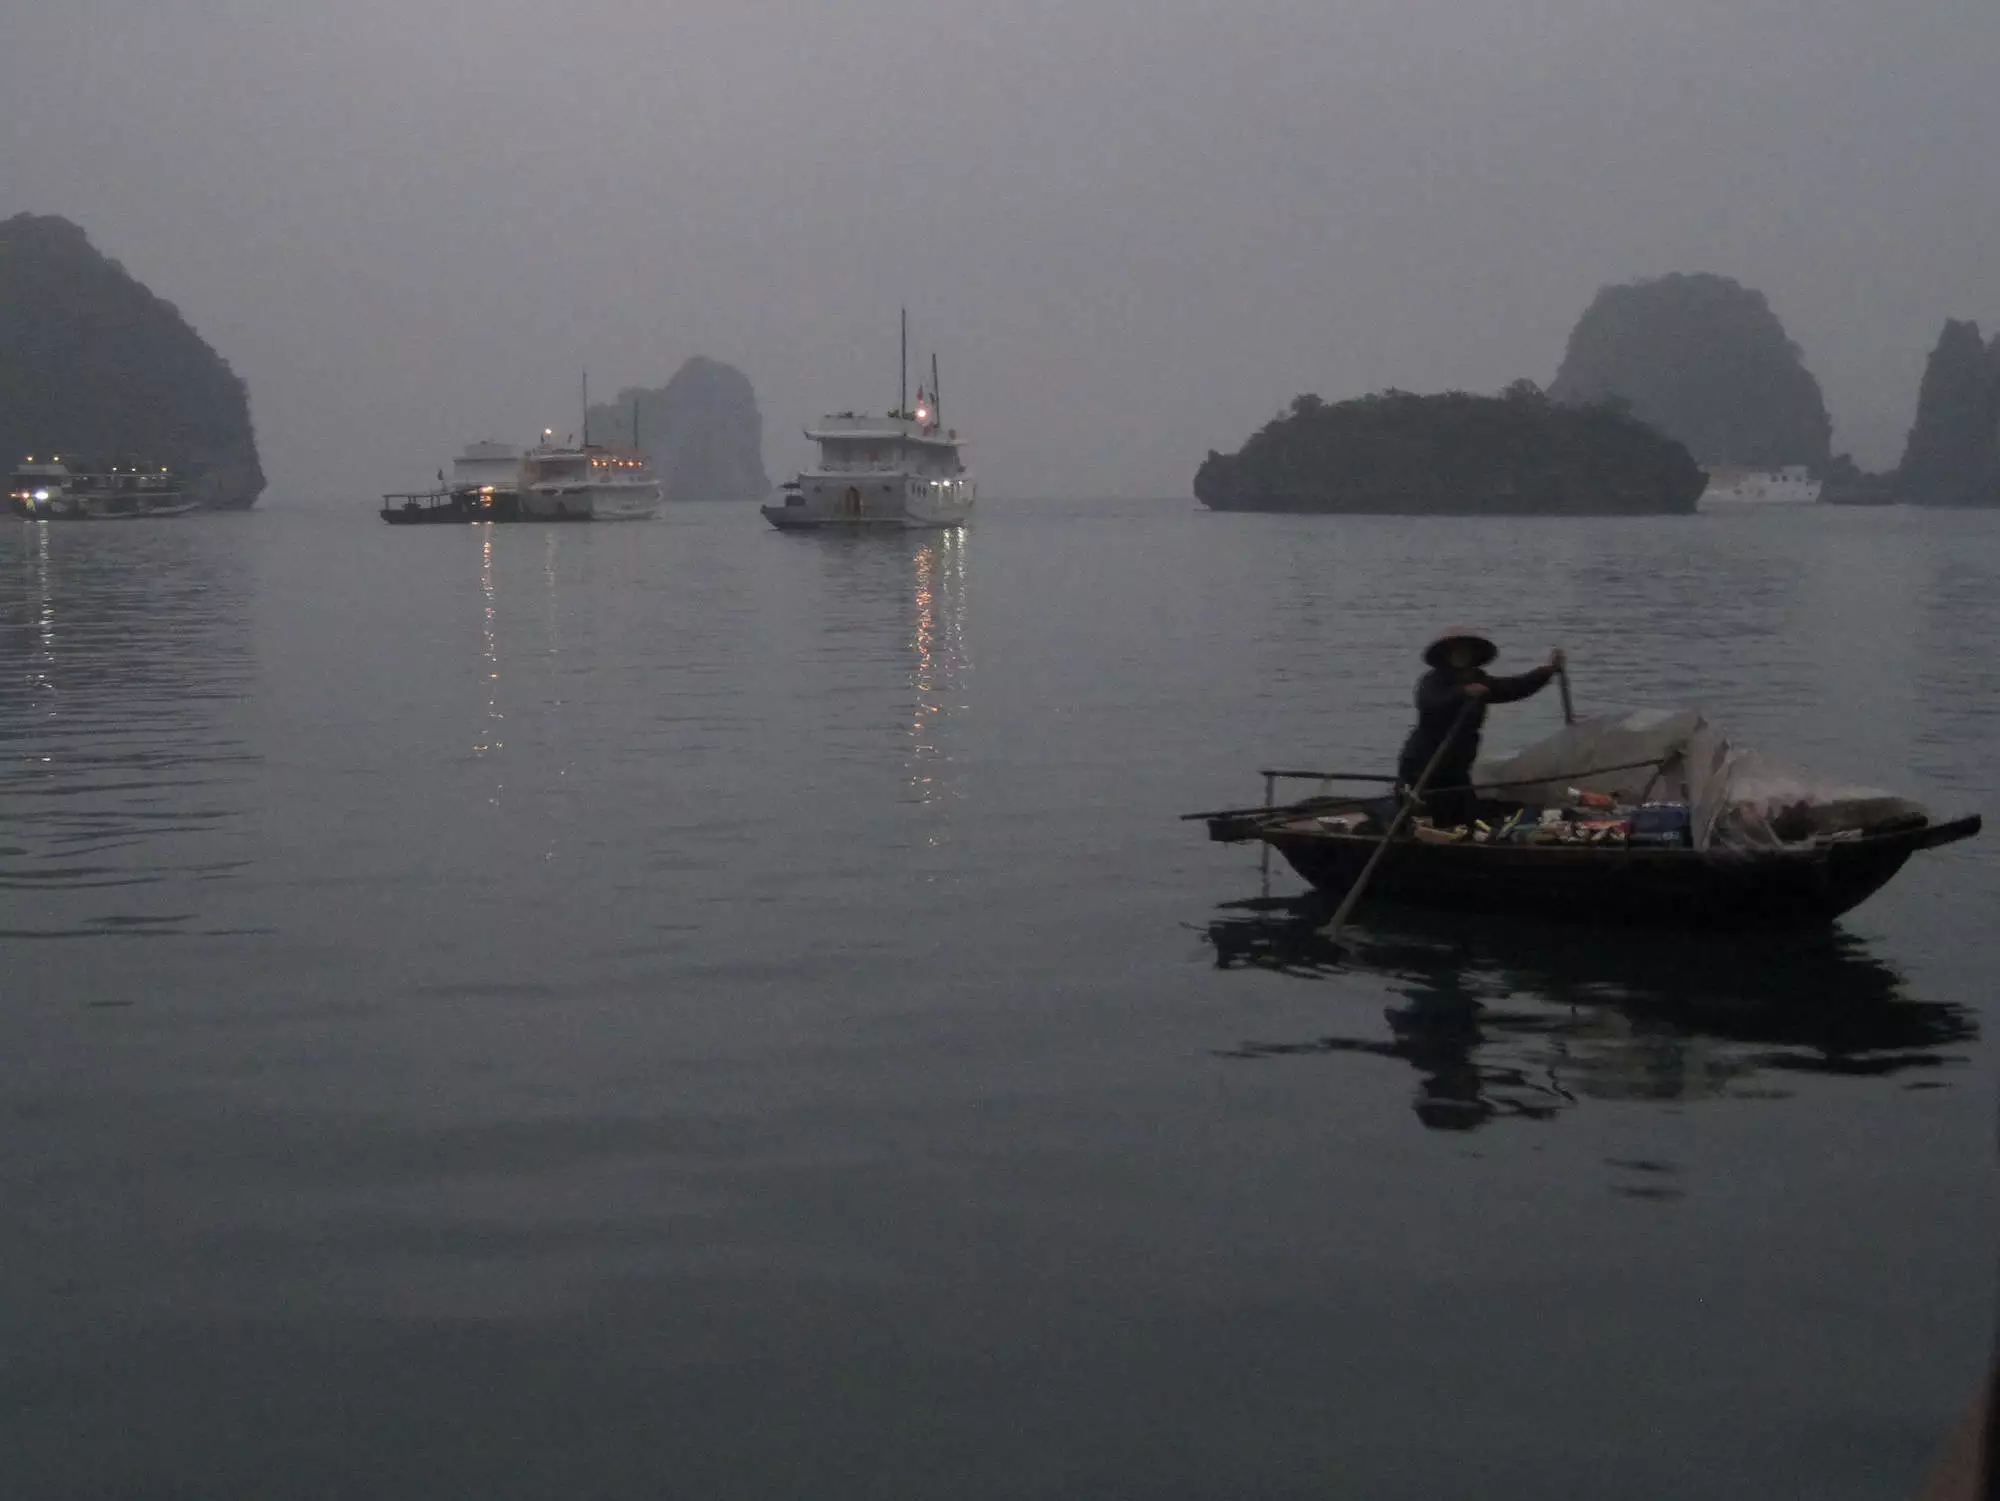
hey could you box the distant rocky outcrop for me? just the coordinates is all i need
[1549,273,1832,471]
[586,356,769,500]
[1894,319,2000,507]
[0,213,264,509]
[1816,455,1899,507]
[1194,384,1706,515]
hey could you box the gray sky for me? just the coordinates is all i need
[5,0,1996,497]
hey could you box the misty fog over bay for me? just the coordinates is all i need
[5,0,1998,498]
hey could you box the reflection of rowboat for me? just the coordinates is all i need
[1195,710,1981,932]
[1205,896,1974,1130]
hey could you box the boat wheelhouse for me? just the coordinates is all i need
[453,440,522,497]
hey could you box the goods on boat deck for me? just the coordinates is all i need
[1407,795,1694,847]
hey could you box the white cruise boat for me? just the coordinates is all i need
[1699,464,1822,508]
[763,321,976,531]
[518,434,661,522]
[8,457,199,520]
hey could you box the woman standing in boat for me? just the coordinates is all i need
[1398,628,1565,828]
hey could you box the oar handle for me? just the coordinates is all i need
[1324,700,1476,939]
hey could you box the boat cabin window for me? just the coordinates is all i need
[817,439,896,474]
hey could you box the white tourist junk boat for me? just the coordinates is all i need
[1699,464,1823,508]
[763,315,976,531]
[516,375,663,522]
[8,457,200,520]
[518,431,662,522]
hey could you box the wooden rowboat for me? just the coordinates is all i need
[1203,797,1980,932]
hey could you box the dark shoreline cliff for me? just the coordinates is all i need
[0,213,264,510]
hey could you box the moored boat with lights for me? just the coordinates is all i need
[762,314,975,531]
[8,457,199,519]
[518,431,661,522]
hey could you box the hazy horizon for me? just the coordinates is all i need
[5,0,1996,499]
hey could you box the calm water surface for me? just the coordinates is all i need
[3,499,1996,1499]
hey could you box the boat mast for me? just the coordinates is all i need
[581,368,589,446]
[932,352,941,423]
[900,308,907,419]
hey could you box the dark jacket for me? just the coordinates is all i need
[1397,665,1556,787]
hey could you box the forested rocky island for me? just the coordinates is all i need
[0,213,264,508]
[1194,386,1706,515]
[585,356,769,500]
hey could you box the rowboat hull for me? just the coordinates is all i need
[1248,814,1980,933]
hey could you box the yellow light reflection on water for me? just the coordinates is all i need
[473,529,505,807]
[30,521,56,732]
[905,527,970,825]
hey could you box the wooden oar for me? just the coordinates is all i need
[1180,791,1380,825]
[1321,700,1477,943]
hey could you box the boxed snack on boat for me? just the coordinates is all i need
[1627,802,1692,847]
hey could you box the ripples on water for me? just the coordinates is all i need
[2,501,1997,1501]
[1,522,257,937]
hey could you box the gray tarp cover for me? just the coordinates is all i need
[1470,709,1927,851]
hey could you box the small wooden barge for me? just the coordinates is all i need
[380,440,527,525]
[379,488,522,525]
